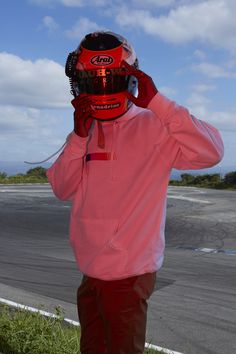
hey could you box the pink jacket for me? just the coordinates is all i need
[47,93,224,280]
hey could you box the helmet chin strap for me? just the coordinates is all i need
[95,102,133,149]
[97,120,105,149]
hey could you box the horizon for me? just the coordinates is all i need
[0,160,235,179]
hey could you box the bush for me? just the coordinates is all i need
[0,305,80,354]
[224,171,236,185]
[180,173,195,185]
[0,167,48,184]
[170,171,236,189]
[0,172,7,179]
[0,304,165,354]
[26,167,47,178]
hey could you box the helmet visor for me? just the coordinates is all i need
[75,68,133,95]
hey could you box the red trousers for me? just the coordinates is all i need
[77,272,156,354]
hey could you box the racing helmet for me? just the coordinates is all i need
[65,31,139,120]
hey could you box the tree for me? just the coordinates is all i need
[194,174,212,186]
[180,173,222,187]
[224,171,236,185]
[0,171,7,179]
[26,167,47,178]
[207,173,221,184]
[180,173,195,185]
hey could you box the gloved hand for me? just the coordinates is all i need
[122,61,158,108]
[71,94,95,137]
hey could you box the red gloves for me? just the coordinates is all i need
[71,94,95,137]
[122,61,158,108]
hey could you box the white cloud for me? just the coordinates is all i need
[197,107,236,132]
[0,52,74,160]
[193,49,207,61]
[62,0,108,6]
[42,15,58,32]
[187,92,211,107]
[115,1,236,52]
[192,62,236,79]
[61,0,83,5]
[0,52,71,109]
[0,105,72,161]
[66,17,105,39]
[159,86,177,97]
[29,0,55,5]
[30,0,109,6]
[225,59,236,69]
[191,84,216,93]
[131,0,175,7]
[186,86,236,132]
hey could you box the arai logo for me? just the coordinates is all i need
[91,55,114,66]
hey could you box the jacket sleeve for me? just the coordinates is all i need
[46,132,89,201]
[148,93,224,170]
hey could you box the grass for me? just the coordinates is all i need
[0,176,48,184]
[0,304,167,354]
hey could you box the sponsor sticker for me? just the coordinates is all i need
[94,103,121,110]
[77,67,126,79]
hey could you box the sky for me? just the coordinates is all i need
[0,0,236,171]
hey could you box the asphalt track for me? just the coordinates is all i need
[0,184,235,354]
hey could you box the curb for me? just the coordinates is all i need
[0,297,184,354]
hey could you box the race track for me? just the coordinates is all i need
[0,184,235,354]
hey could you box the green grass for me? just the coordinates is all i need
[0,176,48,184]
[0,304,167,354]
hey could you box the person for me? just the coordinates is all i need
[46,31,224,354]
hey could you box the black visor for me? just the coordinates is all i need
[73,68,137,95]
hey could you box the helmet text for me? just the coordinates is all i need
[91,55,114,66]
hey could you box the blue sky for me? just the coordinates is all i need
[0,0,235,170]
